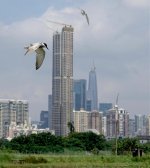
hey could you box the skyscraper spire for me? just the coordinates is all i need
[92,59,96,71]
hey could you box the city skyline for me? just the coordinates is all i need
[0,0,149,120]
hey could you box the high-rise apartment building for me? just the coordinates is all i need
[106,108,116,138]
[88,111,103,134]
[0,99,29,138]
[106,107,129,138]
[146,115,150,136]
[73,79,86,111]
[87,67,98,111]
[73,109,103,134]
[52,26,74,136]
[118,108,129,137]
[102,116,107,136]
[73,109,88,132]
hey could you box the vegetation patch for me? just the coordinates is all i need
[24,155,47,163]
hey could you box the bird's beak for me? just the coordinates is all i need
[46,46,49,50]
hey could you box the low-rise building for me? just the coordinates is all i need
[7,122,55,140]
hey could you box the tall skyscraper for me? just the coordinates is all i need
[135,115,147,135]
[86,100,92,111]
[73,79,86,111]
[87,67,98,111]
[52,26,74,136]
[0,99,29,138]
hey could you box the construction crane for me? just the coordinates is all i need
[38,19,58,33]
[47,20,71,27]
[46,25,58,33]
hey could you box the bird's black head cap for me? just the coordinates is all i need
[43,43,49,49]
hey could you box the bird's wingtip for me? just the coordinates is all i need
[36,63,40,70]
[36,66,39,70]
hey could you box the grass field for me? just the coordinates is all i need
[0,151,150,168]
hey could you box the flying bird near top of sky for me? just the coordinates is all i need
[80,9,89,25]
[24,42,48,70]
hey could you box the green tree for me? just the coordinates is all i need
[66,132,106,151]
[0,138,10,149]
[9,132,64,153]
[140,142,150,153]
[117,137,140,154]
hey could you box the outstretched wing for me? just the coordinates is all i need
[24,43,41,55]
[35,48,45,70]
[85,13,89,25]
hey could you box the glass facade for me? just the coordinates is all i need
[99,103,113,116]
[73,79,87,111]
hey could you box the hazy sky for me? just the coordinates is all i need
[0,0,149,120]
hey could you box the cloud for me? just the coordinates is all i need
[123,0,149,8]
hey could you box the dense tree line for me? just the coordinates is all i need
[0,132,150,154]
[0,132,106,153]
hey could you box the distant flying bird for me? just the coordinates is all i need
[80,9,89,25]
[24,42,48,70]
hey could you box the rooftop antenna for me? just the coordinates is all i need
[92,59,96,71]
[90,60,96,72]
[115,93,119,107]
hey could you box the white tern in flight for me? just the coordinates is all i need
[81,9,89,25]
[24,42,48,70]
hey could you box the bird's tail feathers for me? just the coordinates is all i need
[24,50,29,55]
[24,46,30,55]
